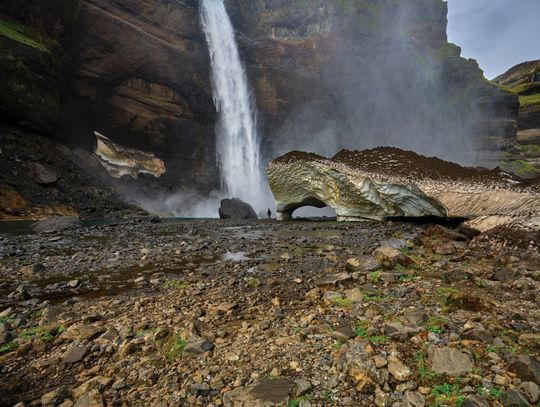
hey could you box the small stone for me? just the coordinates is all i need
[519,382,540,403]
[373,355,388,368]
[430,347,474,376]
[183,340,214,355]
[388,353,412,382]
[315,273,352,287]
[461,395,489,407]
[404,390,425,407]
[41,386,68,406]
[223,379,292,407]
[295,378,312,396]
[493,374,510,386]
[118,341,140,357]
[344,288,363,303]
[67,280,80,288]
[63,344,87,364]
[500,389,532,407]
[373,246,413,270]
[329,326,355,341]
[508,354,540,385]
[73,389,104,407]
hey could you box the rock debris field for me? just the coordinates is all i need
[0,218,539,407]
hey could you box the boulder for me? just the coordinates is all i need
[29,162,58,185]
[32,217,82,233]
[429,347,474,376]
[223,379,292,407]
[219,198,258,220]
[508,354,540,385]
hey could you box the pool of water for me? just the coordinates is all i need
[0,218,202,235]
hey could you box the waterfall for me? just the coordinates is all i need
[199,0,263,209]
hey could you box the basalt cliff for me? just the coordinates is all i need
[0,0,519,218]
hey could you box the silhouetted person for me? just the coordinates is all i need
[267,208,272,219]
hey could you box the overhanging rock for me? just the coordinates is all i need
[267,148,540,230]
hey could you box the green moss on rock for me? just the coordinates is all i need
[0,19,49,52]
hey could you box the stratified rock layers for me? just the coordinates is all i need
[267,148,540,230]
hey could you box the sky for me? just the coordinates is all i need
[446,0,539,79]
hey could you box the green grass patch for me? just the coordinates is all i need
[162,280,188,290]
[369,270,381,282]
[425,316,448,334]
[0,19,49,52]
[521,144,540,157]
[332,297,352,309]
[18,326,54,341]
[415,351,441,383]
[354,322,388,344]
[499,160,540,178]
[0,341,18,355]
[519,93,540,107]
[430,382,463,406]
[162,334,186,362]
[135,327,157,338]
[287,396,310,407]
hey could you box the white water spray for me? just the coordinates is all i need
[199,0,264,209]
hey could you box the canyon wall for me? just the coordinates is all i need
[0,0,520,217]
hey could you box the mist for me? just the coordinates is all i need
[262,1,490,167]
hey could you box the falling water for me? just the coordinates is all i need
[199,0,263,208]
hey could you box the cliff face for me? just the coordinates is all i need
[0,0,521,218]
[493,60,540,177]
[226,0,518,164]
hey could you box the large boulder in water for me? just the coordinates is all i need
[31,216,82,233]
[219,198,258,220]
[267,147,540,231]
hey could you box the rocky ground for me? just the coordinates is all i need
[0,218,539,407]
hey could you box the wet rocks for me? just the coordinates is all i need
[219,198,258,220]
[429,347,474,376]
[31,217,82,233]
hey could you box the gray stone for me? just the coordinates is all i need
[519,382,540,404]
[219,198,258,220]
[223,379,292,407]
[430,347,474,376]
[295,378,312,396]
[63,344,87,364]
[500,389,532,407]
[404,390,425,407]
[382,323,423,340]
[462,395,489,407]
[329,326,355,341]
[315,273,352,287]
[29,162,58,185]
[388,353,412,382]
[183,340,214,355]
[404,308,428,325]
[509,355,540,385]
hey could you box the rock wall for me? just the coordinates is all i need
[493,60,540,177]
[226,0,518,165]
[0,0,521,216]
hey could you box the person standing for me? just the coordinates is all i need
[267,208,272,219]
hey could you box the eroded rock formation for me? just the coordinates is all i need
[267,148,540,230]
[94,132,166,179]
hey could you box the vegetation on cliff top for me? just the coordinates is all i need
[0,19,49,52]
